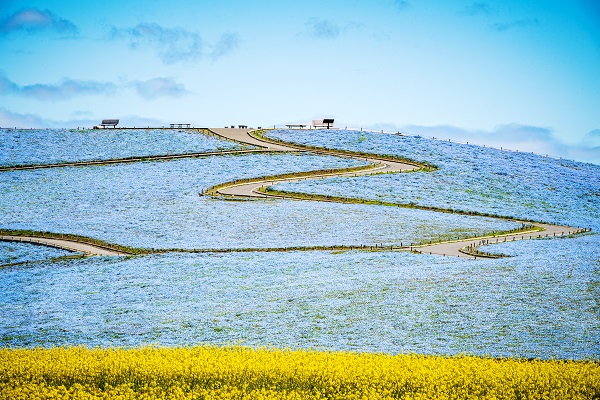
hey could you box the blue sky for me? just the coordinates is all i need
[1,0,599,164]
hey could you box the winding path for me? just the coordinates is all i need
[209,128,419,198]
[413,223,582,259]
[207,128,583,259]
[0,235,128,256]
[1,127,585,258]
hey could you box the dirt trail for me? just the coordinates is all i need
[2,128,584,259]
[0,235,128,256]
[210,128,418,198]
[414,223,583,258]
[210,128,583,259]
[210,128,294,151]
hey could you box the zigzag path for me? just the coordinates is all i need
[1,127,585,258]
[209,128,418,198]
[0,235,128,256]
[208,128,584,259]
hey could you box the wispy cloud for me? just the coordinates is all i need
[0,107,168,129]
[461,2,495,16]
[21,80,117,101]
[0,75,18,92]
[305,18,340,40]
[70,110,94,118]
[0,74,116,101]
[493,18,540,32]
[372,30,391,42]
[109,23,240,63]
[573,129,600,164]
[581,129,600,148]
[392,0,411,11]
[304,18,362,40]
[0,7,78,37]
[0,107,50,128]
[110,23,202,63]
[1,74,188,101]
[209,32,241,60]
[132,78,188,99]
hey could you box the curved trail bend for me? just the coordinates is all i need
[209,128,582,259]
[209,128,419,198]
[414,223,584,259]
[1,128,584,258]
[1,235,128,256]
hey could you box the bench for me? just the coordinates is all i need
[170,123,191,128]
[312,118,334,129]
[238,125,248,129]
[101,119,119,128]
[285,124,306,129]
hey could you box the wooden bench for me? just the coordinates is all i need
[285,124,306,129]
[170,123,191,128]
[100,119,119,128]
[312,118,334,129]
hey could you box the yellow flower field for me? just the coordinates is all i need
[1,345,598,399]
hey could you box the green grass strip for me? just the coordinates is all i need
[252,129,437,170]
[0,229,147,255]
[0,149,268,172]
[203,163,381,196]
[260,186,552,225]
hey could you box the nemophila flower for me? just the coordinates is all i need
[1,127,598,370]
[0,241,72,265]
[0,153,376,249]
[0,128,251,167]
[268,129,600,231]
[1,249,598,357]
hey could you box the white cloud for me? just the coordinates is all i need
[21,80,117,101]
[0,74,187,101]
[0,107,168,129]
[392,0,411,11]
[109,23,240,64]
[133,78,188,100]
[303,18,362,40]
[70,110,94,118]
[305,18,341,40]
[0,74,18,92]
[0,7,78,37]
[0,107,51,128]
[493,18,540,32]
[111,23,202,63]
[209,32,241,60]
[0,74,116,101]
[461,2,496,16]
[581,129,600,148]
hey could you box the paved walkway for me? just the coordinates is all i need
[1,127,584,259]
[210,128,418,197]
[1,235,128,256]
[209,128,583,259]
[209,128,294,151]
[415,223,583,259]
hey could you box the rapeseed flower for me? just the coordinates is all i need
[1,346,598,399]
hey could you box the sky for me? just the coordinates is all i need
[1,0,599,164]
